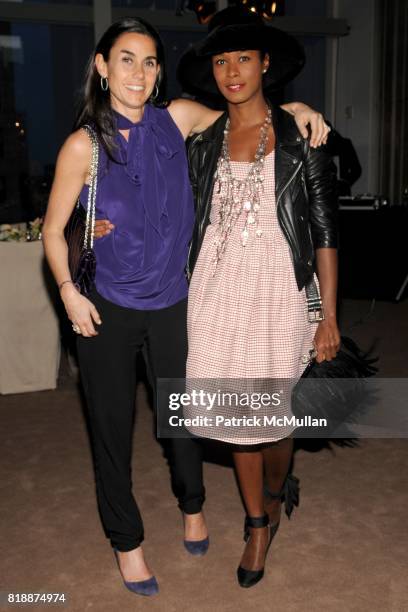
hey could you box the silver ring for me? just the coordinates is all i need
[72,324,81,334]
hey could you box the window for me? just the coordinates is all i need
[0,21,93,222]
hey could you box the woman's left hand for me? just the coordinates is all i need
[283,102,331,148]
[313,319,341,363]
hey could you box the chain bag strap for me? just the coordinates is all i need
[82,124,99,251]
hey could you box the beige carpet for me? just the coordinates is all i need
[1,299,408,612]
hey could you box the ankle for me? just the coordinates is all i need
[184,510,204,521]
[115,547,153,582]
[247,524,269,539]
[239,525,270,572]
[115,545,140,558]
[183,511,207,529]
[183,511,208,540]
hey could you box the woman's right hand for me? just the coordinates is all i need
[94,219,114,238]
[60,283,102,337]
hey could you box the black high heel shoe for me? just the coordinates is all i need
[237,513,271,588]
[243,473,300,542]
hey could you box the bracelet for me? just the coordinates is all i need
[58,279,75,291]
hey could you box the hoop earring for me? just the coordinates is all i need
[150,82,159,101]
[100,76,109,91]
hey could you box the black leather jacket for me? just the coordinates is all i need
[185,104,338,290]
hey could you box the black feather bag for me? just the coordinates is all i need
[292,336,378,436]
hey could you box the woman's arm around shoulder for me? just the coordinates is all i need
[169,98,331,145]
[168,98,223,140]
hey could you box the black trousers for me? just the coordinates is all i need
[77,289,205,552]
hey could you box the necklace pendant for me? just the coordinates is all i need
[215,108,270,260]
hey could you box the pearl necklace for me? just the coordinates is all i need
[212,107,272,275]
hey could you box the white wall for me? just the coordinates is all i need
[326,0,380,195]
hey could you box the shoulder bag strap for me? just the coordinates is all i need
[81,124,99,251]
[301,137,325,323]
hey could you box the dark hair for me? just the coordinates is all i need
[74,17,167,159]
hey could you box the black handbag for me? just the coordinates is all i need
[64,125,98,296]
[292,336,378,436]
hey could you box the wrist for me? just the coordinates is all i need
[281,101,298,116]
[320,298,337,320]
[289,101,305,114]
[59,281,79,300]
[322,312,337,323]
[59,279,74,291]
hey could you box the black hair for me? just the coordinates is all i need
[74,17,167,159]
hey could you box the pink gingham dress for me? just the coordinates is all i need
[186,151,318,444]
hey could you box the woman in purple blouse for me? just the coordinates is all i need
[43,17,330,596]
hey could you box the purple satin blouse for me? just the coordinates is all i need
[79,105,195,310]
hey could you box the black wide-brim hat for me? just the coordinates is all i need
[177,6,305,104]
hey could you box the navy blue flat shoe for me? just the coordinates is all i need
[183,536,210,556]
[113,548,159,596]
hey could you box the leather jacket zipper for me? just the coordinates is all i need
[276,161,303,260]
[186,242,192,281]
[186,133,204,282]
[277,160,302,203]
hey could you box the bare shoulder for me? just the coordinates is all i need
[168,98,200,120]
[56,128,92,176]
[62,128,92,159]
[168,98,222,138]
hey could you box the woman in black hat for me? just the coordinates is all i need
[181,6,340,588]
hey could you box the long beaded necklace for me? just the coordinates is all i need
[212,106,272,275]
